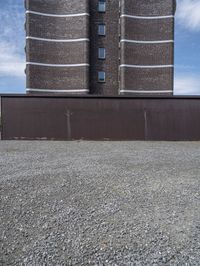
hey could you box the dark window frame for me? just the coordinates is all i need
[98,24,106,36]
[98,47,106,59]
[98,0,106,12]
[98,71,106,82]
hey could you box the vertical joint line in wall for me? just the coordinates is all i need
[66,110,72,140]
[144,109,148,140]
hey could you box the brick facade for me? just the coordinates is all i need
[120,0,176,95]
[25,0,90,94]
[90,0,119,95]
[25,0,176,96]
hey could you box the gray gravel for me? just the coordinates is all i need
[0,141,200,266]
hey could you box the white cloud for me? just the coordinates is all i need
[0,41,25,78]
[174,74,200,95]
[0,1,25,79]
[176,0,200,31]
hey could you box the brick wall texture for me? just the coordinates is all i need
[120,0,176,95]
[25,0,176,96]
[25,0,90,94]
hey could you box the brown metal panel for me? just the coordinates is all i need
[1,97,145,140]
[2,96,200,141]
[144,99,200,140]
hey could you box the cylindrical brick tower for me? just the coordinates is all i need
[120,0,176,96]
[25,0,90,94]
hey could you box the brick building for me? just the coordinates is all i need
[25,0,176,96]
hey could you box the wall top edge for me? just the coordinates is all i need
[1,94,200,100]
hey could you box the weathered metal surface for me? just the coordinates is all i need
[2,95,200,141]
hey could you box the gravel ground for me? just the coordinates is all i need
[0,141,200,266]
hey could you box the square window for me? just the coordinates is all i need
[98,71,106,82]
[98,48,106,59]
[98,0,106,12]
[98,24,106,36]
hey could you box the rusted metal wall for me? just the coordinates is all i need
[1,95,200,140]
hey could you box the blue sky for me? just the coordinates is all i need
[0,0,200,95]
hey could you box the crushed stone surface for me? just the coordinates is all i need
[0,141,200,265]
